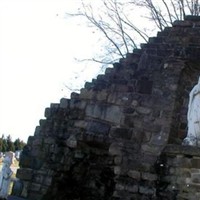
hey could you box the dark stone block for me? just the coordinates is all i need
[113,62,122,70]
[124,115,135,127]
[180,123,187,129]
[11,179,23,196]
[111,79,128,85]
[105,67,114,74]
[123,107,135,114]
[163,144,200,156]
[138,79,153,94]
[16,168,33,181]
[110,128,132,140]
[94,80,109,90]
[185,15,200,21]
[50,103,59,108]
[70,92,80,99]
[142,122,162,132]
[44,108,51,118]
[28,192,43,200]
[84,81,94,89]
[133,49,142,54]
[87,120,111,135]
[32,157,44,170]
[97,74,105,80]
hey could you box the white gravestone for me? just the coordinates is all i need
[183,77,200,146]
[0,156,13,199]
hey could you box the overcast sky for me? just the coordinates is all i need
[0,0,101,142]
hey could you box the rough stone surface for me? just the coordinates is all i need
[14,16,200,200]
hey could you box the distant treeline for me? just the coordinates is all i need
[0,134,26,152]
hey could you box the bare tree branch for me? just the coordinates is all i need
[170,0,180,20]
[161,0,173,25]
[66,0,200,69]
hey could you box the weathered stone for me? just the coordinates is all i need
[66,135,77,148]
[109,142,123,156]
[135,106,152,115]
[141,172,158,181]
[192,157,200,168]
[96,89,109,101]
[17,168,33,181]
[20,181,29,198]
[74,150,85,159]
[16,16,200,200]
[191,173,200,184]
[114,156,122,165]
[127,170,140,180]
[19,155,32,168]
[138,79,153,94]
[110,127,132,140]
[85,104,122,124]
[141,144,162,155]
[87,120,110,135]
[32,158,44,170]
[105,105,122,124]
[27,192,43,200]
[123,107,135,114]
[149,131,168,146]
[131,100,139,107]
[74,120,88,129]
[34,126,41,136]
[50,103,59,108]
[125,184,138,193]
[40,186,49,195]
[33,174,44,184]
[79,88,96,99]
[114,166,121,175]
[44,137,55,145]
[60,98,69,108]
[163,144,200,157]
[43,176,52,186]
[139,186,155,195]
[70,92,79,99]
[115,182,125,191]
[12,179,23,196]
[44,108,51,118]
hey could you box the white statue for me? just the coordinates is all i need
[0,156,13,199]
[183,77,200,146]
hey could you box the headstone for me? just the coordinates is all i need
[0,156,13,199]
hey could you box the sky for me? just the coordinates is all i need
[0,0,101,142]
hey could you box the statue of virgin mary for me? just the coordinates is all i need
[183,77,200,146]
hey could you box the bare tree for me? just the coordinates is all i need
[63,0,200,94]
[131,0,200,31]
[66,0,200,66]
[66,0,149,66]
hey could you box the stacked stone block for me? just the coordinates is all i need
[14,16,200,199]
[160,145,200,200]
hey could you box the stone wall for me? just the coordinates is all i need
[160,145,200,199]
[14,16,200,200]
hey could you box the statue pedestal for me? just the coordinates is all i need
[182,136,198,146]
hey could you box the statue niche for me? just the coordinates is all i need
[183,77,200,146]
